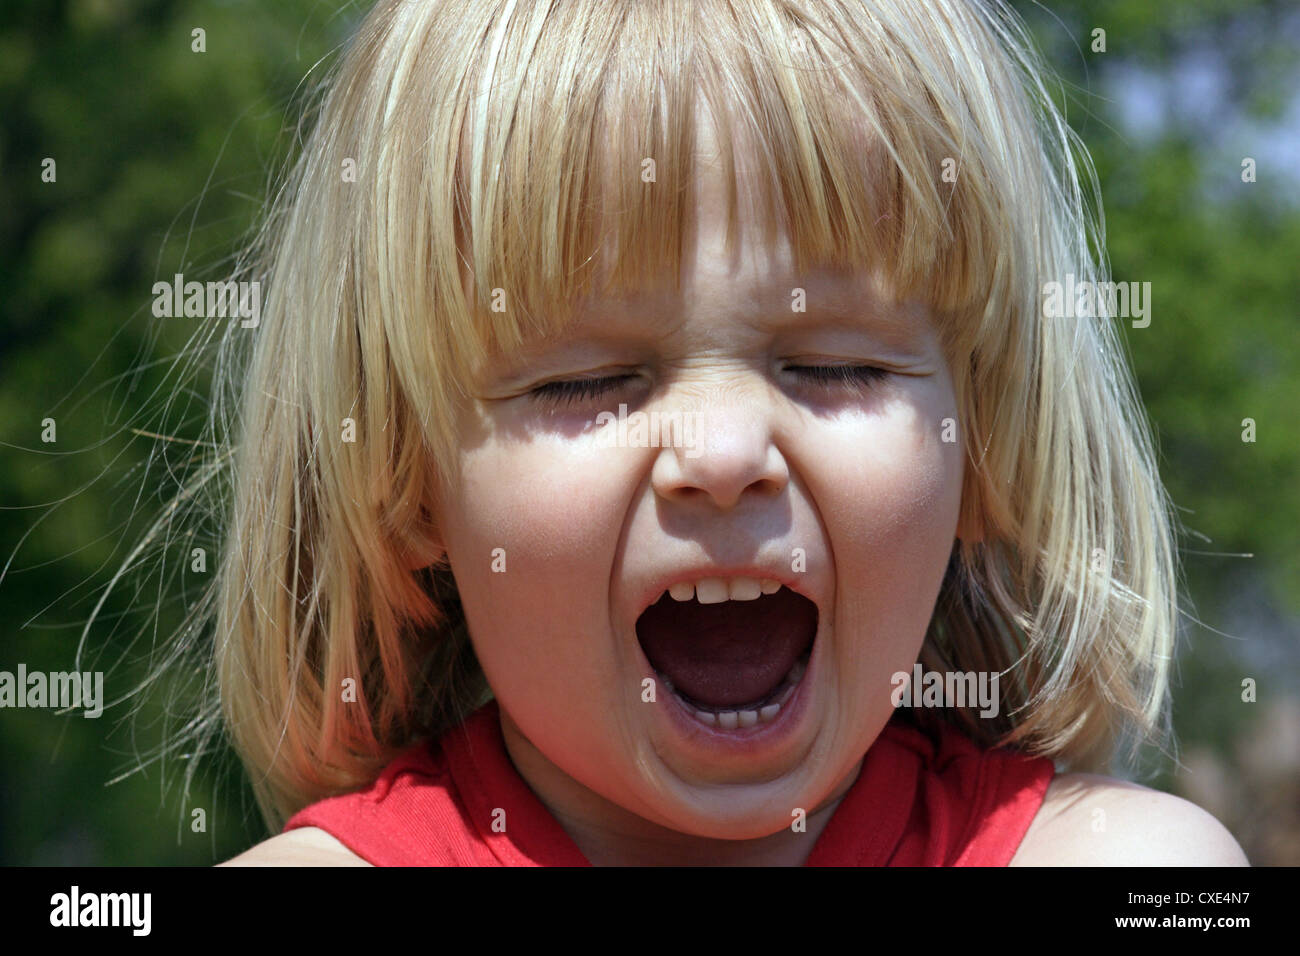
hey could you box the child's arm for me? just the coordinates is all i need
[218,827,370,867]
[1011,774,1249,866]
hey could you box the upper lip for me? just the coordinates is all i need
[634,563,822,622]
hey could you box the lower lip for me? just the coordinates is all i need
[638,631,819,757]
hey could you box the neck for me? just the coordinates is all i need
[499,712,859,866]
[552,795,852,867]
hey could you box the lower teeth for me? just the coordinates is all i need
[663,657,807,729]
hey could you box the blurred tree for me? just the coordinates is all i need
[1013,0,1300,864]
[0,0,361,865]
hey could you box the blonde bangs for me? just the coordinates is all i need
[366,0,1043,451]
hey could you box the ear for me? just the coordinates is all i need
[390,460,454,570]
[398,535,447,570]
[392,489,448,570]
[956,512,984,544]
[955,479,985,544]
[391,493,446,569]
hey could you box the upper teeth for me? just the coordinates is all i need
[667,577,782,604]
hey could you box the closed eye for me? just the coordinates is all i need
[528,374,638,407]
[527,365,888,407]
[786,364,888,391]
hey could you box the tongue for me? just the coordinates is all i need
[636,587,817,709]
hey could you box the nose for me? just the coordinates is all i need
[649,389,789,510]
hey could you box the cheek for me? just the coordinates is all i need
[439,436,631,705]
[809,388,963,708]
[813,383,962,552]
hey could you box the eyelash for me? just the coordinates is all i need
[527,366,888,406]
[528,375,638,406]
[787,364,889,389]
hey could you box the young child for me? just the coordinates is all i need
[202,0,1247,865]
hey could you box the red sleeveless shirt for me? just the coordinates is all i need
[283,700,1054,865]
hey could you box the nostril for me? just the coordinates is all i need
[649,430,790,511]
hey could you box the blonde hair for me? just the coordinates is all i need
[122,0,1176,831]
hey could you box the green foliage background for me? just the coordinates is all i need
[1,0,1296,864]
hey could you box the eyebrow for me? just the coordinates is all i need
[497,272,928,369]
[582,272,917,326]
[745,269,928,325]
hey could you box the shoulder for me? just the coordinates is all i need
[219,827,371,867]
[1009,772,1249,866]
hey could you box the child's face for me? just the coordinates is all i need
[434,120,965,847]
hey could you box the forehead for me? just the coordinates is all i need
[572,268,906,330]
[486,272,933,383]
[591,102,911,316]
[471,91,938,380]
[546,116,890,320]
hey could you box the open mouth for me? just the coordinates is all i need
[635,584,818,729]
